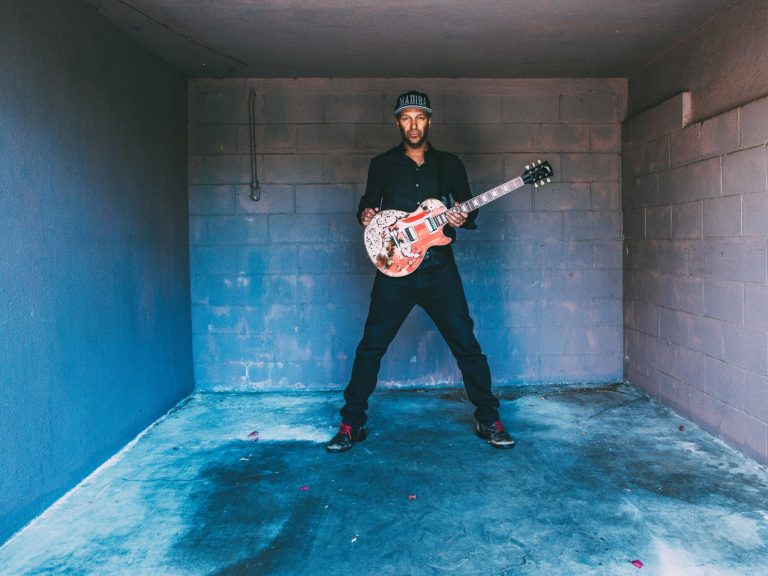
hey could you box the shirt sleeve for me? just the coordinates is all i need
[356,157,384,224]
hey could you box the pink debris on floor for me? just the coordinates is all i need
[630,559,644,568]
[247,431,259,441]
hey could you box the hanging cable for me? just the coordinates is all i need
[248,89,261,201]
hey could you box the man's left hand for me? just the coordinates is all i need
[446,208,468,228]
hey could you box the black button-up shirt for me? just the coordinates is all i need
[356,144,478,243]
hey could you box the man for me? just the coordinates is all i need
[326,90,515,452]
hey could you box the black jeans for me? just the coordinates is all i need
[340,249,500,428]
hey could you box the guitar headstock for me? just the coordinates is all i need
[522,160,554,188]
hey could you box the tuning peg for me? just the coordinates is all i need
[537,159,542,164]
[525,164,530,170]
[546,178,551,183]
[534,182,539,188]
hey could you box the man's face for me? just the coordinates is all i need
[396,108,431,149]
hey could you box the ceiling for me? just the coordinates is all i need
[83,0,736,79]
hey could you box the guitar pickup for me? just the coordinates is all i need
[404,227,417,242]
[425,217,439,232]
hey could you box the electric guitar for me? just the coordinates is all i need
[363,160,554,277]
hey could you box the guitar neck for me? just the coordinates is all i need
[431,176,525,227]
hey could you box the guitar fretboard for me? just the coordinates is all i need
[432,176,525,226]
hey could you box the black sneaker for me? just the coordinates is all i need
[476,420,516,449]
[326,423,367,453]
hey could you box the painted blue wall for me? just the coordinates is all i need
[0,0,193,543]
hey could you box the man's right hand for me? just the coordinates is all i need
[360,207,380,227]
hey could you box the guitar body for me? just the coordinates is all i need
[363,198,452,277]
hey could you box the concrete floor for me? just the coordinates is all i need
[1,383,768,575]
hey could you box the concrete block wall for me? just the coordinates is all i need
[623,92,768,464]
[189,78,626,391]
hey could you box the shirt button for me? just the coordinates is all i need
[416,184,420,187]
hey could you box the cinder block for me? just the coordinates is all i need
[189,216,207,245]
[264,154,324,183]
[236,184,294,215]
[723,146,768,196]
[659,240,689,275]
[190,246,238,275]
[590,124,622,153]
[593,241,622,269]
[299,243,359,275]
[533,124,589,152]
[195,333,274,364]
[189,125,238,155]
[671,201,702,239]
[703,195,742,238]
[190,276,210,305]
[475,300,537,329]
[502,94,560,123]
[655,92,692,136]
[504,154,561,182]
[721,408,768,466]
[635,173,661,207]
[744,192,768,236]
[209,275,268,306]
[563,211,620,240]
[565,269,622,299]
[722,324,768,374]
[635,300,660,336]
[644,136,670,173]
[509,212,563,240]
[657,376,690,417]
[535,240,593,269]
[675,346,708,388]
[323,154,370,183]
[624,239,657,272]
[701,109,739,158]
[648,334,677,375]
[463,155,505,189]
[623,208,645,240]
[683,157,722,201]
[740,96,768,147]
[533,183,591,211]
[688,388,725,438]
[645,206,671,239]
[355,124,398,153]
[237,124,296,153]
[297,273,334,303]
[591,182,620,210]
[703,279,744,323]
[444,93,501,123]
[673,275,704,315]
[744,372,768,422]
[238,245,298,275]
[688,315,723,358]
[296,125,355,153]
[563,154,620,182]
[688,239,725,279]
[295,184,355,214]
[660,308,689,346]
[324,93,386,123]
[189,154,251,185]
[704,356,745,407]
[629,108,655,145]
[189,185,237,215]
[561,91,623,123]
[207,215,268,245]
[262,91,328,124]
[744,283,768,330]
[722,239,768,282]
[189,85,250,124]
[268,214,359,243]
[662,164,690,204]
[670,124,701,168]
